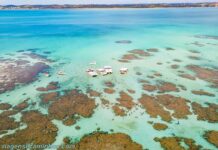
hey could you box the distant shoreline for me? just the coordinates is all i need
[0,7,217,11]
[1,2,218,10]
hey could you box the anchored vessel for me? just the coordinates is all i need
[86,68,98,77]
[120,67,128,74]
[104,66,113,74]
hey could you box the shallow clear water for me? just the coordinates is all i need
[0,8,218,149]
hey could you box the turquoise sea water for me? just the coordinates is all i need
[0,8,218,149]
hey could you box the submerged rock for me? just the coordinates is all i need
[204,130,218,147]
[75,126,81,130]
[22,52,51,63]
[0,103,12,110]
[147,48,159,52]
[101,99,110,107]
[118,59,130,63]
[139,94,192,122]
[189,50,200,54]
[104,88,115,94]
[112,91,135,116]
[15,59,30,65]
[63,117,77,126]
[157,81,179,93]
[104,80,115,88]
[0,60,49,94]
[74,132,143,150]
[0,115,20,133]
[165,47,175,51]
[0,51,52,94]
[188,56,201,60]
[143,84,157,92]
[18,62,49,83]
[191,41,205,47]
[191,90,215,97]
[121,54,140,61]
[119,49,151,63]
[171,64,180,69]
[0,111,58,145]
[87,90,101,97]
[173,59,182,62]
[117,91,135,110]
[191,102,218,123]
[0,110,18,117]
[187,65,218,88]
[152,123,168,131]
[154,136,202,150]
[40,92,59,104]
[178,85,187,91]
[153,72,162,77]
[49,90,96,121]
[195,35,218,40]
[142,81,179,93]
[139,94,172,122]
[179,74,196,80]
[115,40,132,44]
[127,89,135,94]
[36,82,60,92]
[136,72,142,75]
[129,49,150,57]
[14,101,29,111]
[112,105,126,116]
[156,94,191,119]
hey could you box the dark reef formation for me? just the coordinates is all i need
[118,49,151,63]
[0,51,51,94]
[40,92,59,104]
[115,40,132,44]
[204,130,218,147]
[152,123,168,131]
[191,102,218,123]
[0,111,58,146]
[191,90,215,97]
[142,81,179,93]
[72,132,143,150]
[0,103,12,110]
[139,94,192,122]
[0,115,20,134]
[116,91,135,110]
[36,82,60,92]
[187,65,218,88]
[154,136,202,150]
[48,90,96,123]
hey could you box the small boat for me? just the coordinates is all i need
[89,61,96,65]
[176,121,180,125]
[86,69,98,77]
[86,68,94,72]
[97,68,107,76]
[44,72,50,77]
[57,71,65,75]
[120,67,128,74]
[104,66,113,74]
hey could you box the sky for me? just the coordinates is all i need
[0,0,217,5]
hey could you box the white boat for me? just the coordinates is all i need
[120,67,128,74]
[104,66,113,74]
[97,68,108,76]
[89,61,96,65]
[57,71,65,75]
[44,72,50,77]
[86,69,98,77]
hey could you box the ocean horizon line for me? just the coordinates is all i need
[0,2,218,9]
